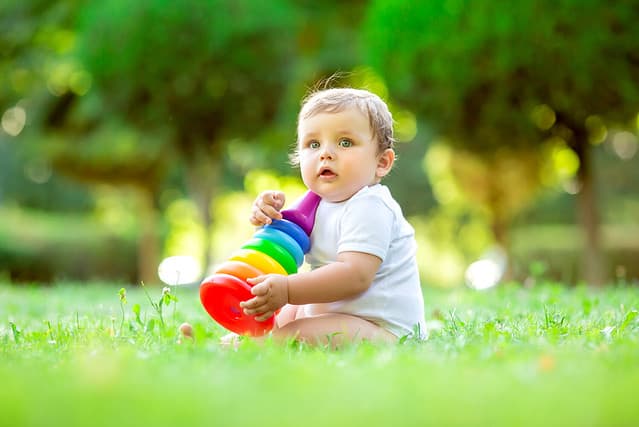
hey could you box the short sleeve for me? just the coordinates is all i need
[337,194,394,261]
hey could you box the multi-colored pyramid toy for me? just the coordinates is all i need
[200,191,321,336]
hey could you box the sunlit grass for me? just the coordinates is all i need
[1,282,638,427]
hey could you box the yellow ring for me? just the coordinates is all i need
[229,248,287,276]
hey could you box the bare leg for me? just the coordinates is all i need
[275,304,300,328]
[272,313,397,348]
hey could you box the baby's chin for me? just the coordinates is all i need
[314,188,363,203]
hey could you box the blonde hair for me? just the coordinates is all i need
[290,87,395,166]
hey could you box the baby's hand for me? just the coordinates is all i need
[249,191,286,226]
[240,274,289,321]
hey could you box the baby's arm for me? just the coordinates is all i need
[249,191,286,226]
[240,251,381,321]
[288,251,380,302]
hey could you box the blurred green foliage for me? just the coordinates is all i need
[0,0,638,286]
[0,206,138,282]
[364,0,639,284]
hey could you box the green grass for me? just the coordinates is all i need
[1,282,638,427]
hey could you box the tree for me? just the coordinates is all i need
[36,0,300,281]
[364,0,639,285]
[1,0,95,210]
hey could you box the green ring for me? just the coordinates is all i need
[241,238,298,275]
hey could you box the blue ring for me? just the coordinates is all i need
[255,227,304,267]
[264,219,310,253]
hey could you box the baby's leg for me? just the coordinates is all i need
[274,304,300,328]
[272,313,396,348]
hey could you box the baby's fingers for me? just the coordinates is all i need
[259,204,283,222]
[247,279,270,296]
[256,192,284,220]
[263,191,286,211]
[255,311,275,322]
[242,301,270,316]
[239,298,256,310]
[250,207,273,226]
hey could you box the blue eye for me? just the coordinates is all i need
[339,139,352,148]
[309,141,320,149]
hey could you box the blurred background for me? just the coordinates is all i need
[1,0,637,288]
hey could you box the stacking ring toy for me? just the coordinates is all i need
[254,227,304,267]
[200,274,274,336]
[266,219,310,253]
[200,191,321,336]
[241,238,297,275]
[281,192,320,236]
[229,248,286,275]
[214,260,264,282]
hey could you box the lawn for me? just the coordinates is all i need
[1,281,638,427]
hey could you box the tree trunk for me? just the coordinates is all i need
[184,154,221,271]
[572,131,605,286]
[490,210,512,281]
[136,187,160,285]
[491,213,509,251]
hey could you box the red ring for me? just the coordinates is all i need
[199,274,274,336]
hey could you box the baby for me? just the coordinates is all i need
[240,87,426,347]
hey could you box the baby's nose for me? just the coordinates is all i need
[320,146,334,160]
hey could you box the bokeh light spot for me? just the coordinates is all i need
[465,248,506,290]
[158,256,202,286]
[24,158,52,184]
[394,110,418,142]
[69,70,92,95]
[351,66,389,101]
[465,259,502,290]
[1,106,27,136]
[611,131,637,160]
[551,144,579,180]
[561,178,581,195]
[531,104,556,130]
[423,143,451,175]
[585,115,607,145]
[46,62,77,96]
[423,143,463,206]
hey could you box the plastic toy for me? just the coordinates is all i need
[200,191,321,336]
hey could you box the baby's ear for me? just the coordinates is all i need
[376,148,395,178]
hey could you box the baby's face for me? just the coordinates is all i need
[297,107,383,203]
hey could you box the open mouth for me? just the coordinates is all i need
[319,167,336,178]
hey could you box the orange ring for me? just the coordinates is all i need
[229,248,287,276]
[214,260,264,283]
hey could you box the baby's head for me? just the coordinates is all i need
[291,88,395,165]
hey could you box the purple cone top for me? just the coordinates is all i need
[281,191,321,236]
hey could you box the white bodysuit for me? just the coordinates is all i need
[304,184,426,338]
